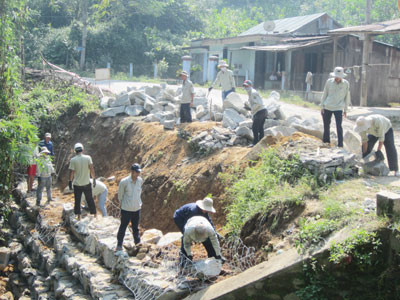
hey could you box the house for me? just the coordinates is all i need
[187,13,400,106]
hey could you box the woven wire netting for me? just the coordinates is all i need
[121,236,256,300]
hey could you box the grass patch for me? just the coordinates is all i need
[222,148,318,235]
[21,81,99,132]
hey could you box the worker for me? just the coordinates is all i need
[116,163,143,251]
[354,114,399,176]
[243,80,267,146]
[182,216,223,262]
[68,143,97,220]
[321,66,350,147]
[208,60,236,101]
[179,70,195,123]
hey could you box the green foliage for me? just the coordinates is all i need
[156,58,169,79]
[296,217,338,254]
[223,149,317,234]
[0,0,38,226]
[21,82,99,132]
[296,258,337,300]
[329,230,382,268]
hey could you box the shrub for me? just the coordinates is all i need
[223,148,317,234]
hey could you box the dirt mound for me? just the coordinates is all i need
[54,115,251,233]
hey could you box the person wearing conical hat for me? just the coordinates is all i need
[208,60,236,101]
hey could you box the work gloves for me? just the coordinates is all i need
[93,178,96,188]
[208,87,213,92]
[375,150,384,161]
[68,180,73,190]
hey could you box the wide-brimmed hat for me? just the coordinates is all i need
[180,70,188,77]
[217,60,228,68]
[353,116,372,133]
[196,197,216,213]
[330,66,347,79]
[40,147,50,154]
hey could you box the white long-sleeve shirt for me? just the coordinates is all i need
[321,78,350,112]
[183,216,221,257]
[212,69,236,92]
[359,114,392,142]
[118,175,143,212]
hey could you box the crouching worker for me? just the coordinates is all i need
[82,179,108,216]
[354,114,399,176]
[182,216,223,263]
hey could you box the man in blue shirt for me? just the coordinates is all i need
[174,197,221,261]
[39,132,54,156]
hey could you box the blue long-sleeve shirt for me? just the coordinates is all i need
[173,203,214,233]
[39,140,54,156]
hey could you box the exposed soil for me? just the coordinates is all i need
[53,114,251,233]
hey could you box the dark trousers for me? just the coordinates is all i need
[174,217,217,258]
[322,109,343,147]
[252,109,267,145]
[222,88,234,100]
[74,183,96,215]
[363,128,398,171]
[117,209,141,246]
[180,237,217,258]
[180,103,192,123]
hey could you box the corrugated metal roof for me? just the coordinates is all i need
[239,13,326,36]
[241,37,332,52]
[329,19,400,34]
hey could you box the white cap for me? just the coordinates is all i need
[74,143,84,151]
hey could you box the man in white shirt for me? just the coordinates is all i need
[116,163,143,251]
[354,114,399,176]
[208,60,236,101]
[36,147,55,206]
[182,215,222,262]
[243,80,267,146]
[179,71,194,123]
[68,143,97,220]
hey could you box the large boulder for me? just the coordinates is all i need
[363,160,390,176]
[163,119,175,130]
[223,93,247,115]
[264,125,297,138]
[235,126,253,140]
[100,96,113,109]
[125,105,145,116]
[222,108,246,129]
[111,93,130,107]
[344,130,362,156]
[145,85,162,98]
[239,119,253,129]
[157,232,182,247]
[100,106,125,117]
[193,97,209,108]
[141,229,163,244]
[264,119,281,129]
[196,105,207,119]
[144,98,155,112]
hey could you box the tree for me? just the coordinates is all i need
[0,0,37,226]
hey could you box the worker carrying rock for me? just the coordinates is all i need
[173,197,224,263]
[182,216,223,262]
[208,60,236,101]
[354,114,399,176]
